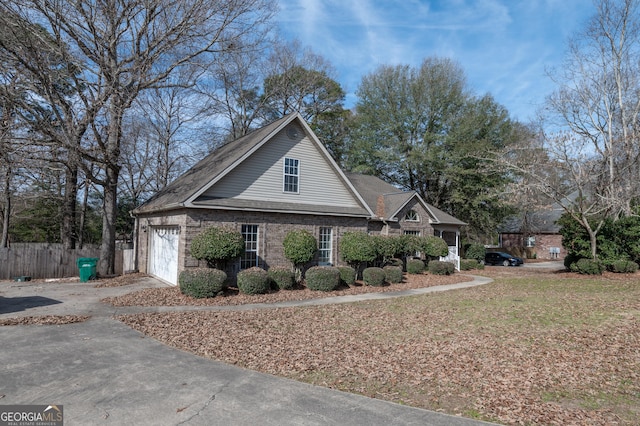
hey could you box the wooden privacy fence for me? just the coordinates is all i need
[0,246,134,280]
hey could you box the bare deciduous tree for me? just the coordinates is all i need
[0,0,276,274]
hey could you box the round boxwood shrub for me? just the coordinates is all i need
[268,266,296,290]
[283,229,317,283]
[340,231,377,272]
[237,267,271,294]
[460,259,484,271]
[363,267,386,286]
[383,265,403,283]
[305,266,341,291]
[421,236,449,258]
[406,258,425,274]
[428,260,455,275]
[610,259,639,273]
[570,258,605,275]
[338,266,356,287]
[190,226,245,269]
[179,268,227,298]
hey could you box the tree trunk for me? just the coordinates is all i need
[78,176,90,249]
[62,164,78,249]
[1,167,10,248]
[99,164,118,276]
[99,98,123,276]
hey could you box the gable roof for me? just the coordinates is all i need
[345,172,466,226]
[133,113,373,217]
[133,114,464,228]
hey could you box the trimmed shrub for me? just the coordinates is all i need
[237,267,271,294]
[338,266,356,287]
[340,232,377,271]
[363,267,386,286]
[570,258,605,275]
[283,229,317,282]
[460,259,484,271]
[383,265,403,283]
[374,235,404,265]
[406,258,425,274]
[421,236,449,258]
[268,266,296,290]
[465,243,486,263]
[564,252,582,270]
[610,259,639,273]
[428,260,455,275]
[190,226,244,269]
[305,266,341,291]
[179,268,227,298]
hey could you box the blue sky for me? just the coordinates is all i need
[276,0,596,122]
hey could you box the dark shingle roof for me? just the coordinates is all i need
[133,114,295,215]
[133,114,464,227]
[344,172,466,226]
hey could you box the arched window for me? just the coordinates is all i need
[405,210,419,222]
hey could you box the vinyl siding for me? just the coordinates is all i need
[200,124,362,209]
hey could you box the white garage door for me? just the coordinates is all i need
[149,226,179,285]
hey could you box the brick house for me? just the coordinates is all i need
[132,113,465,285]
[499,204,566,260]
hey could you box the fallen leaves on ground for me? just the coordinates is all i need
[118,268,640,425]
[0,315,90,326]
[103,273,470,307]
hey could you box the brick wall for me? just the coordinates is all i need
[182,209,368,275]
[501,232,565,260]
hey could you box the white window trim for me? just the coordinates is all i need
[405,210,420,222]
[318,227,333,266]
[240,224,259,270]
[283,157,300,194]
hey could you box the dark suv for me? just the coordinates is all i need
[484,252,524,266]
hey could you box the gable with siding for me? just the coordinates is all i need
[199,123,362,210]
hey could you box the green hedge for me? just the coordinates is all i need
[464,243,486,263]
[570,258,605,275]
[383,265,403,283]
[460,259,484,271]
[363,267,386,286]
[610,259,639,273]
[268,266,296,290]
[428,260,455,275]
[305,266,341,291]
[190,226,244,269]
[338,266,356,287]
[237,267,271,294]
[179,268,227,298]
[406,259,425,274]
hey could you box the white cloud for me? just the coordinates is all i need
[276,0,596,120]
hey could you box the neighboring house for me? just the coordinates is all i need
[132,113,465,285]
[499,203,566,260]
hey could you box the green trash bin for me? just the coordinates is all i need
[77,257,98,282]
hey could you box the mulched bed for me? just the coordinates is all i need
[102,272,472,307]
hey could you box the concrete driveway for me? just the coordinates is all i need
[0,277,497,426]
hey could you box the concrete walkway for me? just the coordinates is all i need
[0,275,498,426]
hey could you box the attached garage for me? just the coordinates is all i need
[148,226,180,285]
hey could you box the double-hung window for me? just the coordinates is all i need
[241,224,259,269]
[283,158,299,193]
[318,227,333,265]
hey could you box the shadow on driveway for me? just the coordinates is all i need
[0,295,62,314]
